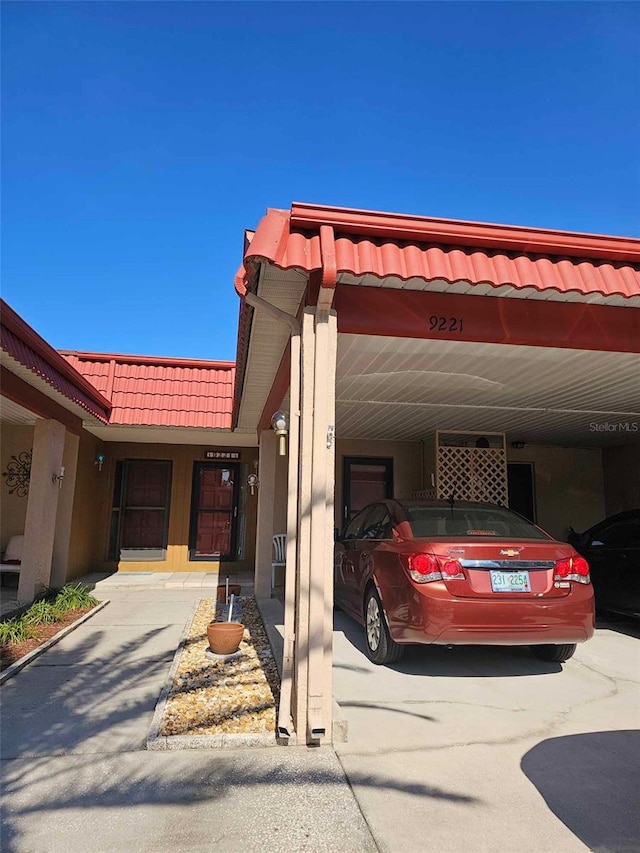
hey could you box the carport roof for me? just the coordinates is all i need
[233,203,640,432]
[240,203,640,304]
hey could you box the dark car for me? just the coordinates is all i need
[335,499,595,666]
[567,509,640,618]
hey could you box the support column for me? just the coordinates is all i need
[254,429,277,599]
[51,431,80,588]
[293,306,337,744]
[18,418,66,604]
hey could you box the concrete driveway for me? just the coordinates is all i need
[333,610,640,853]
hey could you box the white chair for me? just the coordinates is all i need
[271,534,286,589]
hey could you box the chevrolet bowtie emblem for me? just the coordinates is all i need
[500,549,521,557]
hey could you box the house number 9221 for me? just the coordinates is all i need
[429,316,464,332]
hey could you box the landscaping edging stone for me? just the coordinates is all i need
[0,599,110,685]
[146,597,278,750]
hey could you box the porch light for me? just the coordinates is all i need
[271,411,289,456]
[95,454,105,472]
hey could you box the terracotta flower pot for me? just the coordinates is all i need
[216,584,241,603]
[207,621,244,655]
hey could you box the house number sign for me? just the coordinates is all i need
[429,315,464,333]
[205,451,240,460]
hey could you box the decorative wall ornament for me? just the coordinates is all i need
[3,450,32,497]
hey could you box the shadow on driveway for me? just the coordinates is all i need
[335,610,563,677]
[521,730,640,853]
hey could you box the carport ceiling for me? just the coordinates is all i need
[336,334,640,446]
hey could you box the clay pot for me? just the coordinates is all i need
[207,621,244,655]
[216,584,241,603]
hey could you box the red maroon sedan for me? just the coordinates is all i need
[334,500,595,665]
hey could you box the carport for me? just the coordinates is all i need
[232,203,640,744]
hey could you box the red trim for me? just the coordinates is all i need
[1,300,112,415]
[0,367,83,435]
[257,339,292,434]
[335,284,640,353]
[60,350,235,369]
[291,203,640,263]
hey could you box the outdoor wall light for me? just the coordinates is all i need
[95,454,105,472]
[52,466,65,489]
[271,410,289,456]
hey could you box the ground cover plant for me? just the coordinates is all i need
[0,583,99,671]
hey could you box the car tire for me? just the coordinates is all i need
[363,586,404,665]
[531,643,577,663]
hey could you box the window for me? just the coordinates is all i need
[361,505,392,540]
[404,505,550,540]
[592,519,640,548]
[109,460,172,561]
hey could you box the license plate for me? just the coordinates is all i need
[490,570,531,593]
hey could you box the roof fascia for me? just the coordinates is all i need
[290,202,640,264]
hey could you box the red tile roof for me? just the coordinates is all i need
[0,301,111,422]
[239,203,640,301]
[62,352,235,429]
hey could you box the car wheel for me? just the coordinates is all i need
[531,643,577,663]
[364,587,404,665]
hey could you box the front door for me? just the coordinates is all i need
[343,457,393,524]
[189,463,239,560]
[508,462,536,522]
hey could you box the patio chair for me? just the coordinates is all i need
[272,534,286,589]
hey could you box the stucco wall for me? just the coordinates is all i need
[602,443,640,515]
[86,442,258,573]
[507,445,605,540]
[1,424,34,553]
[66,430,108,580]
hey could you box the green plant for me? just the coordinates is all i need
[0,618,36,644]
[53,583,99,611]
[22,600,62,626]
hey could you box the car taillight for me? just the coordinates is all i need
[441,559,465,580]
[401,554,464,583]
[554,556,590,585]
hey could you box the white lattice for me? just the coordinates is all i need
[437,446,508,506]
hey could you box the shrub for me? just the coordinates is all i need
[0,618,36,644]
[22,600,62,626]
[53,583,99,611]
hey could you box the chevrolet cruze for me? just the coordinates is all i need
[335,500,595,665]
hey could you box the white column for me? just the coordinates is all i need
[18,419,66,604]
[254,429,277,599]
[51,431,80,588]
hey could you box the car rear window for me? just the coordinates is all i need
[404,506,551,540]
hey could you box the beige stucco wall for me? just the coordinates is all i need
[602,443,640,515]
[507,445,605,540]
[1,424,34,553]
[334,438,422,530]
[83,441,259,573]
[66,430,108,580]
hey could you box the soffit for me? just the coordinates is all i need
[235,265,307,432]
[336,334,640,447]
[0,396,38,426]
[0,350,105,425]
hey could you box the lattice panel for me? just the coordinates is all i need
[437,447,508,506]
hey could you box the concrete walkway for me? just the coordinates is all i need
[0,583,376,853]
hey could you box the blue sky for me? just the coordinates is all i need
[3,2,639,360]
